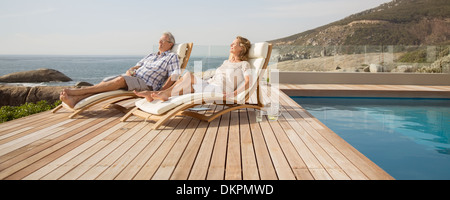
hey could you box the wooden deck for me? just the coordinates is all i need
[5,84,445,180]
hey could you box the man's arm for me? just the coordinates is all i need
[159,74,178,90]
[125,66,141,76]
[160,53,181,90]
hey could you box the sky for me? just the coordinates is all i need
[0,0,392,55]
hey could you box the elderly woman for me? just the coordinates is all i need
[135,36,252,102]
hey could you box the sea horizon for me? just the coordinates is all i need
[0,54,229,87]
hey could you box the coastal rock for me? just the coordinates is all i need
[391,65,413,73]
[363,66,370,72]
[0,68,72,83]
[26,86,67,105]
[369,64,384,73]
[0,85,30,106]
[0,85,69,107]
[75,81,93,87]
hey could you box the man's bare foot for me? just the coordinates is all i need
[60,91,77,108]
[63,88,85,96]
[134,90,154,102]
[151,91,170,102]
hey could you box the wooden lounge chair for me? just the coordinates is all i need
[121,42,272,130]
[52,43,194,118]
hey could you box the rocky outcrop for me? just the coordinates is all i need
[429,54,450,73]
[0,85,30,107]
[0,68,72,83]
[0,68,75,106]
[0,85,70,107]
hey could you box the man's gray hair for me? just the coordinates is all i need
[163,31,176,49]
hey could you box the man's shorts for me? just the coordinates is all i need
[122,76,153,91]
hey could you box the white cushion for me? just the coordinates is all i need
[136,92,223,115]
[71,90,134,110]
[171,43,188,67]
[236,42,269,101]
[248,42,269,59]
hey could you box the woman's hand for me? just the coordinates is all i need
[223,91,237,98]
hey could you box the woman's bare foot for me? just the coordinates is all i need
[134,90,154,102]
[151,91,170,102]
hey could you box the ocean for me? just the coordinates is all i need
[0,55,228,87]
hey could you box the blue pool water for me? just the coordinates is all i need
[291,97,450,180]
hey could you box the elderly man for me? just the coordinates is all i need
[60,32,180,108]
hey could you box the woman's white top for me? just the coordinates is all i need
[207,60,251,93]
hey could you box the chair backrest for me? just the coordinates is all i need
[236,42,272,106]
[171,43,193,70]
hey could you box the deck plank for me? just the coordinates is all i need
[225,110,242,180]
[188,106,222,180]
[258,116,296,180]
[132,117,193,180]
[77,121,148,180]
[113,118,182,180]
[1,116,110,175]
[152,115,206,180]
[5,114,121,180]
[206,110,230,180]
[168,105,215,180]
[25,115,126,180]
[240,109,259,180]
[246,109,278,180]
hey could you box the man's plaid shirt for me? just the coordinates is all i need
[135,50,180,91]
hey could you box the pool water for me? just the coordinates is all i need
[291,97,450,180]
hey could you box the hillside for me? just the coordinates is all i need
[269,0,450,73]
[270,0,450,46]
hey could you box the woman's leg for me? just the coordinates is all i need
[150,72,196,101]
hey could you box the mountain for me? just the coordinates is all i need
[270,0,450,46]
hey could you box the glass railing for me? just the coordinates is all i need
[172,44,449,74]
[270,45,450,73]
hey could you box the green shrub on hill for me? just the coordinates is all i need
[397,49,428,63]
[0,100,61,123]
[344,24,421,45]
[336,0,450,25]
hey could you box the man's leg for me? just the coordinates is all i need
[60,76,128,108]
[64,76,128,96]
[59,91,91,108]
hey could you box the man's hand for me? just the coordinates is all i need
[126,66,140,76]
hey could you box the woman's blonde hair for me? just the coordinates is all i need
[236,36,251,61]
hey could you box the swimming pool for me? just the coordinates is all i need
[291,97,450,180]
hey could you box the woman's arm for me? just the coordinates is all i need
[224,75,251,98]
